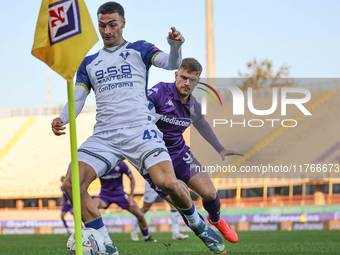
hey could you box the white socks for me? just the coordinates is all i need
[97,225,112,247]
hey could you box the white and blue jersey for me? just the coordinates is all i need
[58,38,182,176]
[76,40,162,134]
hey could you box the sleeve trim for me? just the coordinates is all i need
[151,51,163,67]
[76,82,90,94]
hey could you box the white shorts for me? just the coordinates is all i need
[77,123,171,177]
[143,180,161,204]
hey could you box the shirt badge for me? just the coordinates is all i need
[190,105,195,114]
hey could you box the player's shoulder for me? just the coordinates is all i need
[82,51,100,67]
[127,40,160,52]
[151,82,173,92]
[148,82,172,97]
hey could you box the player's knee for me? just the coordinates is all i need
[203,190,217,201]
[79,182,88,194]
[160,179,178,195]
[142,203,151,212]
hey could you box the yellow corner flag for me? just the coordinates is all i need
[31,1,98,254]
[32,0,98,81]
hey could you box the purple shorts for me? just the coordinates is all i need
[62,203,73,214]
[96,192,130,209]
[144,149,202,198]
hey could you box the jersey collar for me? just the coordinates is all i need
[103,40,128,53]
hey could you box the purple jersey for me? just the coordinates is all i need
[99,161,131,196]
[148,82,224,167]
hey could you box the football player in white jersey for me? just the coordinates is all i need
[51,2,225,254]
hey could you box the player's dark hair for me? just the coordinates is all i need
[180,58,202,74]
[97,2,125,18]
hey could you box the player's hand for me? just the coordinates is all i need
[128,195,135,206]
[51,117,66,136]
[220,149,244,161]
[168,27,185,43]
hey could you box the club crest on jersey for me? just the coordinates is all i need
[114,166,120,171]
[48,0,81,45]
[190,105,195,114]
[119,51,130,60]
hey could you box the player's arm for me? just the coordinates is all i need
[126,172,136,206]
[193,109,243,160]
[154,27,184,70]
[51,86,88,136]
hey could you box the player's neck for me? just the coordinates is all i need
[103,38,125,49]
[178,93,190,104]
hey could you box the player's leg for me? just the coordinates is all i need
[126,203,156,242]
[124,124,225,254]
[188,161,238,243]
[147,161,190,208]
[93,197,110,210]
[141,202,153,213]
[130,202,152,236]
[63,161,101,222]
[187,172,220,221]
[61,211,71,234]
[141,180,159,213]
[161,194,205,227]
[147,161,225,254]
[62,153,118,255]
[169,205,189,240]
[130,181,158,240]
[142,179,205,241]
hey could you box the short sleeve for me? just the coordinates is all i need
[75,57,92,94]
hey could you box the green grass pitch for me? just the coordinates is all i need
[0,230,339,254]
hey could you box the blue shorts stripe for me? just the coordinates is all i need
[78,149,111,170]
[142,148,168,168]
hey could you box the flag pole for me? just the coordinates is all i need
[67,80,83,254]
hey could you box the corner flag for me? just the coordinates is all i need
[32,1,98,254]
[32,0,98,81]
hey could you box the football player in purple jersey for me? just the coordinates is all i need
[146,58,243,244]
[93,161,156,242]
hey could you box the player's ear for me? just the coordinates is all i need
[122,18,126,28]
[175,71,178,80]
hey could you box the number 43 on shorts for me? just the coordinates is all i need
[142,129,158,140]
